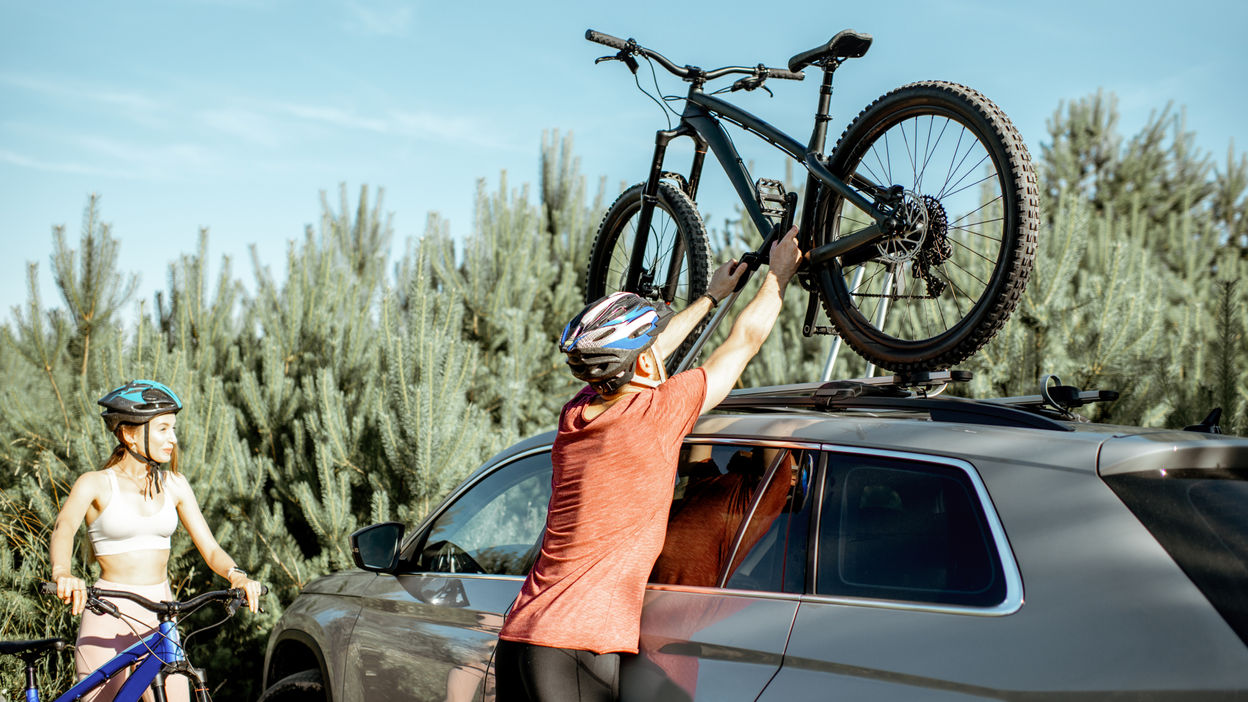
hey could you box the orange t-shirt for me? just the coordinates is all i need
[498,369,708,654]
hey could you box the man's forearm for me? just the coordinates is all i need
[654,294,715,362]
[732,273,788,349]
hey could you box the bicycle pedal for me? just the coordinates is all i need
[754,178,788,217]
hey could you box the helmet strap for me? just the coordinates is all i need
[121,424,164,494]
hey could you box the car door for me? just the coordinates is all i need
[756,447,1024,701]
[341,449,552,702]
[620,441,820,701]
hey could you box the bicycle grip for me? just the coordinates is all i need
[586,29,629,51]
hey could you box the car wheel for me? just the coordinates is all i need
[257,669,326,702]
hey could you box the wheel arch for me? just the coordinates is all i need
[264,629,332,698]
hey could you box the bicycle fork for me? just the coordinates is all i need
[625,123,708,302]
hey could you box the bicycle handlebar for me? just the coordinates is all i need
[586,29,804,83]
[39,581,267,616]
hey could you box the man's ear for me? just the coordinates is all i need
[635,349,657,379]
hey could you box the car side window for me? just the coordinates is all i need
[815,454,1006,607]
[722,449,817,593]
[405,452,552,576]
[650,444,807,592]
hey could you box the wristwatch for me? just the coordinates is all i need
[227,566,248,579]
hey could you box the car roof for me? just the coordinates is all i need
[473,376,1248,479]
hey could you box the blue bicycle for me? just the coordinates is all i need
[1,582,260,702]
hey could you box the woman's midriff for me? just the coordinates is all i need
[96,549,172,586]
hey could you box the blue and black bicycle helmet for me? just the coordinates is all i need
[560,292,672,394]
[98,380,183,477]
[98,380,182,433]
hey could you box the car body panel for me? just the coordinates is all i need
[341,573,520,702]
[263,391,1248,701]
[262,571,376,697]
[621,588,798,701]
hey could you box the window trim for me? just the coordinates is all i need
[807,444,1024,617]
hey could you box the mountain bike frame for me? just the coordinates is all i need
[595,32,904,373]
[49,619,197,702]
[632,72,892,285]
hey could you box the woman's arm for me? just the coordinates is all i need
[171,474,263,612]
[49,472,100,615]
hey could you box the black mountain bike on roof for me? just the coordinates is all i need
[583,29,1039,372]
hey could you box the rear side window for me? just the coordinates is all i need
[815,454,1007,608]
[1104,468,1248,647]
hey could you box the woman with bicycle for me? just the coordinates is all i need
[48,379,263,702]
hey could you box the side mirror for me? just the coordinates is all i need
[350,522,406,572]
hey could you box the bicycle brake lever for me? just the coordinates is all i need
[88,598,120,619]
[594,52,640,74]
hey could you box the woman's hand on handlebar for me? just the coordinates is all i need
[229,573,264,613]
[55,575,88,616]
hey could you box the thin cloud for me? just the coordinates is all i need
[344,1,414,38]
[0,72,163,118]
[198,107,286,147]
[269,99,513,150]
[0,148,129,177]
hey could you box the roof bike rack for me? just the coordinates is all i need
[718,370,1121,432]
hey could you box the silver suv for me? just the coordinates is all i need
[258,373,1248,701]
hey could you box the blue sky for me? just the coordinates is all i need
[3,0,1245,322]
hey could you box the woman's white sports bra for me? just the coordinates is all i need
[87,469,178,556]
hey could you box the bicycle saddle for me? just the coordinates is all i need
[0,637,66,657]
[788,30,873,72]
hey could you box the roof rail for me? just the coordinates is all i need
[719,371,1076,432]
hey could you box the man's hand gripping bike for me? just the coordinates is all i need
[583,29,1039,373]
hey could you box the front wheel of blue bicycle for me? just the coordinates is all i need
[585,181,712,372]
[815,81,1040,372]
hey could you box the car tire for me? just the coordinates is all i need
[257,669,326,702]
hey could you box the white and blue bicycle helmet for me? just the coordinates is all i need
[560,292,672,394]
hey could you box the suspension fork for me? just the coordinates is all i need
[626,123,702,300]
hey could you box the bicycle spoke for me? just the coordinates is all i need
[949,236,999,265]
[939,150,990,200]
[948,216,1004,231]
[941,165,995,201]
[940,126,970,197]
[941,257,989,288]
[948,196,1004,228]
[917,115,951,186]
[900,119,919,186]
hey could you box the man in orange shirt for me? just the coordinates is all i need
[495,227,801,702]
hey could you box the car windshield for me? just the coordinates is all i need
[1104,468,1248,646]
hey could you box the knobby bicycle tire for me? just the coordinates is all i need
[584,182,712,371]
[814,80,1039,371]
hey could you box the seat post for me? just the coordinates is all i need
[807,68,837,155]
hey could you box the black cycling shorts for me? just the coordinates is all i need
[494,639,620,702]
